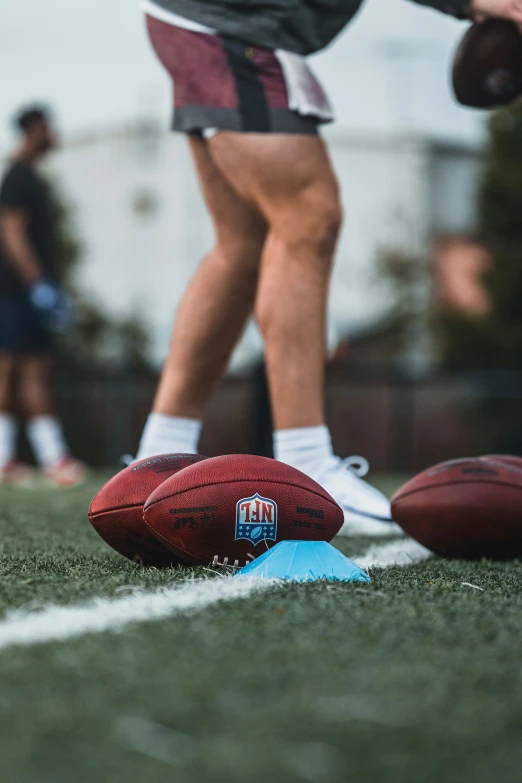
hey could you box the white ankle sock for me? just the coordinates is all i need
[0,413,17,467]
[274,425,335,479]
[136,413,202,461]
[26,416,69,468]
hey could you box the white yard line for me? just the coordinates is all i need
[0,538,431,652]
[0,577,275,652]
[354,538,432,569]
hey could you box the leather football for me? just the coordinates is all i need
[453,19,522,108]
[392,456,522,559]
[89,453,206,566]
[143,454,344,567]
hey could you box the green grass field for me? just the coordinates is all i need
[1,475,522,783]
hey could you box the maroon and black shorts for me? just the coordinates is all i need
[146,16,333,135]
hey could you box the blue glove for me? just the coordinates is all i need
[28,279,74,332]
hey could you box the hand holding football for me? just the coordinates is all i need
[453,19,522,108]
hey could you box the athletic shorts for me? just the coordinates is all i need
[0,296,53,355]
[145,15,334,135]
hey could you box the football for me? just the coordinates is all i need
[143,454,344,567]
[391,456,522,559]
[88,453,206,566]
[452,19,522,108]
[481,454,522,467]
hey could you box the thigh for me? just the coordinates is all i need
[207,132,340,226]
[188,136,267,251]
[17,354,54,416]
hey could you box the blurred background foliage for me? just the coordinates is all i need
[382,100,522,373]
[380,100,522,457]
[437,101,522,371]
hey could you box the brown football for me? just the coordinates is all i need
[392,457,522,559]
[481,454,522,467]
[453,19,522,108]
[88,453,206,566]
[143,454,344,567]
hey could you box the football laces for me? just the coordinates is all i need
[211,555,250,570]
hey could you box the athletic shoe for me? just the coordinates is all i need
[0,460,35,488]
[312,456,402,537]
[42,457,88,488]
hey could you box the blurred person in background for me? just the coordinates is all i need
[0,105,86,487]
[136,0,520,534]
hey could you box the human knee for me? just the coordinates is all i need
[302,182,342,252]
[277,182,342,260]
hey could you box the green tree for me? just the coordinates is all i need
[434,103,522,454]
[476,103,522,367]
[379,105,522,454]
[437,102,522,371]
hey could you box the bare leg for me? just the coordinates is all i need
[209,133,342,430]
[207,133,395,531]
[153,137,267,418]
[17,354,55,417]
[0,353,19,472]
[18,354,82,478]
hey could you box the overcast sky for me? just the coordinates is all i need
[0,0,485,152]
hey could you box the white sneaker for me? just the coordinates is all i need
[312,456,402,537]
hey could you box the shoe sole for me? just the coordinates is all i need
[338,509,404,538]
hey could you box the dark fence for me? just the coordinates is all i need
[32,367,522,472]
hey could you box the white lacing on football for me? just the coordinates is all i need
[211,555,243,570]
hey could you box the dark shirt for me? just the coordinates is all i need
[148,0,469,55]
[0,160,56,298]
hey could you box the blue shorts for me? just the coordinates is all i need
[0,295,53,355]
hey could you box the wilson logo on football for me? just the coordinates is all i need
[235,493,278,546]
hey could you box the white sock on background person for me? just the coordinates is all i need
[136,413,202,461]
[0,413,17,467]
[274,425,335,479]
[26,416,69,468]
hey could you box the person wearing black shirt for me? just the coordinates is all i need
[0,105,85,487]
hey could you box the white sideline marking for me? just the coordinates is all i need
[0,577,274,652]
[354,538,432,569]
[0,539,431,652]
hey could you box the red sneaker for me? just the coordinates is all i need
[0,461,35,488]
[42,457,88,488]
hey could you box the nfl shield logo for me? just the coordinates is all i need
[235,493,278,546]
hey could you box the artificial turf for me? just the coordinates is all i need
[0,475,521,783]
